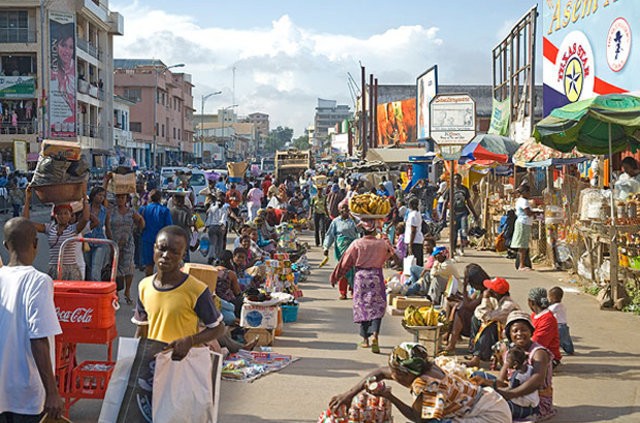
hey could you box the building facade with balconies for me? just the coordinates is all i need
[0,0,123,168]
[114,59,195,168]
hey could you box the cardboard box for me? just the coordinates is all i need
[392,296,432,310]
[107,173,137,194]
[387,292,401,306]
[182,263,218,293]
[244,328,274,347]
[41,140,82,161]
[386,305,404,316]
[240,304,279,329]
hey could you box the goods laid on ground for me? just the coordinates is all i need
[392,296,433,311]
[318,391,393,423]
[222,350,299,383]
[348,193,391,217]
[31,140,89,204]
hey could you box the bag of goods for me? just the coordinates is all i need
[349,193,391,216]
[107,172,137,194]
[227,161,248,179]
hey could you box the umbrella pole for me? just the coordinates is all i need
[608,122,620,304]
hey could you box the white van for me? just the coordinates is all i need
[160,167,208,209]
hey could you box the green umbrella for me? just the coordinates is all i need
[533,94,640,155]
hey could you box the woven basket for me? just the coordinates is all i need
[33,183,85,205]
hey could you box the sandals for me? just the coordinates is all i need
[371,339,380,354]
[360,341,371,349]
[124,294,133,305]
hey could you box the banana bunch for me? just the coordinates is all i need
[403,305,446,327]
[349,193,391,215]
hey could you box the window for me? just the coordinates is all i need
[130,122,142,133]
[0,11,31,43]
[173,127,176,139]
[155,123,159,135]
[122,88,141,102]
[177,129,181,140]
[161,124,165,137]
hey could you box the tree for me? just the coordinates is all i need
[292,134,310,150]
[265,126,294,154]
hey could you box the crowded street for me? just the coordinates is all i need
[2,1,640,422]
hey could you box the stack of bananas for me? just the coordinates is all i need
[403,305,447,327]
[348,193,391,215]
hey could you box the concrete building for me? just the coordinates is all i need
[313,98,351,154]
[114,58,195,169]
[0,0,123,167]
[244,112,269,153]
[196,120,257,163]
[113,94,144,165]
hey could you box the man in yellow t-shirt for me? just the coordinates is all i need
[132,225,224,360]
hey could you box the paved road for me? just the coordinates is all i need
[4,212,638,422]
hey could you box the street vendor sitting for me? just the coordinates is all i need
[615,156,640,200]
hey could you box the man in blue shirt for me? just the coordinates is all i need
[139,189,173,276]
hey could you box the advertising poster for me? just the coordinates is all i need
[376,98,416,146]
[0,76,36,99]
[416,65,438,141]
[49,11,76,138]
[543,1,639,115]
[13,140,27,171]
[488,96,511,136]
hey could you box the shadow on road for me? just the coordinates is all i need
[280,356,377,378]
[555,405,640,422]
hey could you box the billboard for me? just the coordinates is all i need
[429,94,476,145]
[0,76,36,99]
[376,98,416,147]
[543,1,639,115]
[49,11,76,138]
[416,65,438,141]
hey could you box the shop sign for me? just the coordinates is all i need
[430,94,476,146]
[0,76,36,99]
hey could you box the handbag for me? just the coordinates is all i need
[495,233,507,252]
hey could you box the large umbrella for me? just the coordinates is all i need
[512,137,586,168]
[533,94,640,155]
[459,134,520,164]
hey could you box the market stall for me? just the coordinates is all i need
[534,93,640,307]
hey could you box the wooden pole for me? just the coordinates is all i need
[369,73,374,149]
[361,65,367,159]
[374,78,379,147]
[449,161,456,258]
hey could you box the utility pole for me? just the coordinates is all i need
[360,65,367,159]
[369,73,374,149]
[373,78,378,148]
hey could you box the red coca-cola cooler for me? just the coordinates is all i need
[54,281,118,329]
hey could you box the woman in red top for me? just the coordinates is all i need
[528,287,561,366]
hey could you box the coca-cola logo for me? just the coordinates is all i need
[56,307,94,323]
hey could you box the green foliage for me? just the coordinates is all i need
[292,134,310,150]
[265,126,294,154]
[622,282,640,315]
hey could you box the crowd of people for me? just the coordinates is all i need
[0,165,576,422]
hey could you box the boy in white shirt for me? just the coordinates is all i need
[548,286,575,355]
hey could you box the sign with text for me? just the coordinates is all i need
[49,11,76,138]
[430,94,476,145]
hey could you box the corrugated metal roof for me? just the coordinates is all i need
[114,58,167,69]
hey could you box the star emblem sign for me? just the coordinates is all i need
[564,58,583,102]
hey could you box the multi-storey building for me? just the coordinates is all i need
[313,98,351,154]
[245,112,269,154]
[114,59,195,168]
[0,0,123,166]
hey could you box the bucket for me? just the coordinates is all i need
[281,304,299,323]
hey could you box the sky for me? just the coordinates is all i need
[111,0,543,136]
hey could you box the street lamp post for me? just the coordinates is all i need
[221,104,238,162]
[152,62,184,172]
[200,91,222,164]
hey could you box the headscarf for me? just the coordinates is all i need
[528,287,549,308]
[389,343,430,376]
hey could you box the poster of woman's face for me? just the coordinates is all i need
[49,11,76,138]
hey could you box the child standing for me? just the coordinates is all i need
[548,286,575,355]
[395,222,406,260]
[505,347,540,419]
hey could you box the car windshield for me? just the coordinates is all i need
[190,174,206,185]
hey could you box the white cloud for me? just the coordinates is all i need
[111,2,484,136]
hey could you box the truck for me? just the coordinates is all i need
[274,149,312,182]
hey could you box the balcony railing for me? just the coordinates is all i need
[77,38,102,60]
[0,121,36,135]
[0,29,36,44]
[77,123,104,139]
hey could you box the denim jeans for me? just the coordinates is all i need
[85,244,108,281]
[406,265,428,296]
[454,212,469,248]
[558,323,575,354]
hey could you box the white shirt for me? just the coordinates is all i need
[515,197,533,226]
[0,266,62,415]
[205,202,230,226]
[437,181,448,202]
[404,209,424,245]
[510,365,540,408]
[548,302,568,324]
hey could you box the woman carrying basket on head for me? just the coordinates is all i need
[330,218,396,353]
[323,203,360,300]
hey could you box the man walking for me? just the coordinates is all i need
[0,218,64,421]
[443,173,478,256]
[405,197,424,266]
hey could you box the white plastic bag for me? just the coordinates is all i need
[98,337,139,423]
[152,347,222,423]
[403,255,416,276]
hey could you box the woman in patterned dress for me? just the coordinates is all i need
[330,219,395,353]
[110,193,144,304]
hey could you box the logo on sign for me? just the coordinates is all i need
[556,31,594,103]
[56,307,94,323]
[607,17,631,73]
